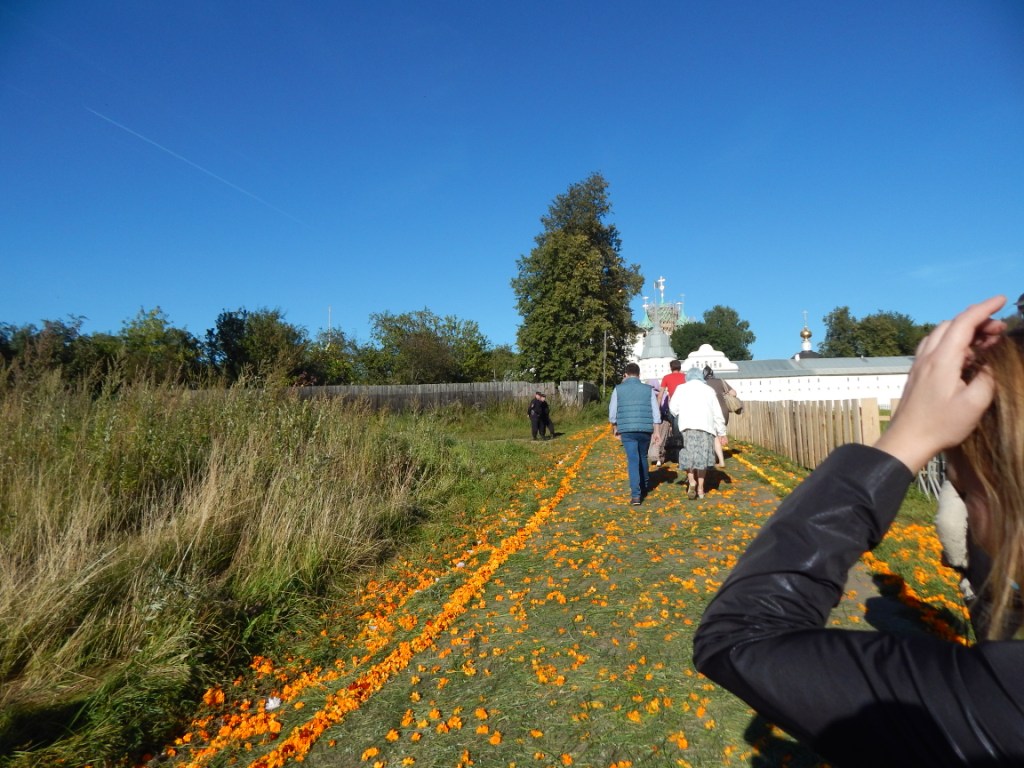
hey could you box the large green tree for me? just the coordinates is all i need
[120,307,202,383]
[819,307,933,357]
[819,306,860,357]
[204,308,309,382]
[670,305,756,361]
[512,173,642,384]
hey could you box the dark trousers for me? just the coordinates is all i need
[530,415,554,439]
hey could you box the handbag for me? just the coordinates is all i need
[723,391,744,415]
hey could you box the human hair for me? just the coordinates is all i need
[960,331,1024,639]
[670,360,681,371]
[624,362,641,377]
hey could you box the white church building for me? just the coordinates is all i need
[629,277,912,408]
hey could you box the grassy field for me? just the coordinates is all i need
[0,370,603,767]
[1,375,967,768]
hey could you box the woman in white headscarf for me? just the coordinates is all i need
[668,367,727,499]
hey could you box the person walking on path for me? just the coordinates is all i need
[657,360,688,465]
[527,391,554,440]
[647,380,672,467]
[538,393,555,438]
[669,366,726,499]
[702,366,737,468]
[609,363,662,505]
[657,360,687,411]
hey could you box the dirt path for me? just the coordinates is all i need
[166,428,943,768]
[296,431,878,767]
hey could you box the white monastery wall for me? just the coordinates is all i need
[726,373,908,409]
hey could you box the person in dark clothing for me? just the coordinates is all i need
[527,391,554,440]
[694,295,1024,767]
[539,394,554,438]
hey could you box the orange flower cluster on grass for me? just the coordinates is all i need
[730,452,792,494]
[862,532,971,645]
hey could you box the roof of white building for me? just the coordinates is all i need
[720,355,913,379]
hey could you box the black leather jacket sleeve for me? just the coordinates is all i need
[693,443,1024,767]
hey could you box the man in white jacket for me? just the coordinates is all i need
[669,367,727,499]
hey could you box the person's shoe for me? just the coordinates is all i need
[655,461,663,467]
[687,485,697,500]
[630,497,642,506]
[698,491,705,499]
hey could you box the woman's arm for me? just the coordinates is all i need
[693,444,1024,766]
[693,296,1024,767]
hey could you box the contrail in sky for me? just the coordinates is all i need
[86,107,305,225]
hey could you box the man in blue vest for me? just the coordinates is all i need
[609,362,662,505]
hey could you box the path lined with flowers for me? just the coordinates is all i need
[160,426,969,768]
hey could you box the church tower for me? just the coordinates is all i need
[793,311,821,360]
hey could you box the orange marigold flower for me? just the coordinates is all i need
[202,688,225,706]
[670,731,688,749]
[361,746,380,760]
[489,730,502,745]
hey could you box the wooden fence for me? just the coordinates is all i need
[728,396,943,496]
[294,380,600,411]
[726,398,882,471]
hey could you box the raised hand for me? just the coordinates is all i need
[874,295,1007,473]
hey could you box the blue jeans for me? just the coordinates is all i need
[619,432,652,500]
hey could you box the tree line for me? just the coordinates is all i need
[818,307,933,358]
[4,171,974,389]
[0,306,519,387]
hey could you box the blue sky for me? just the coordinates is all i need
[2,1,1021,360]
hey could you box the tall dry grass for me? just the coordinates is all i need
[0,370,467,766]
